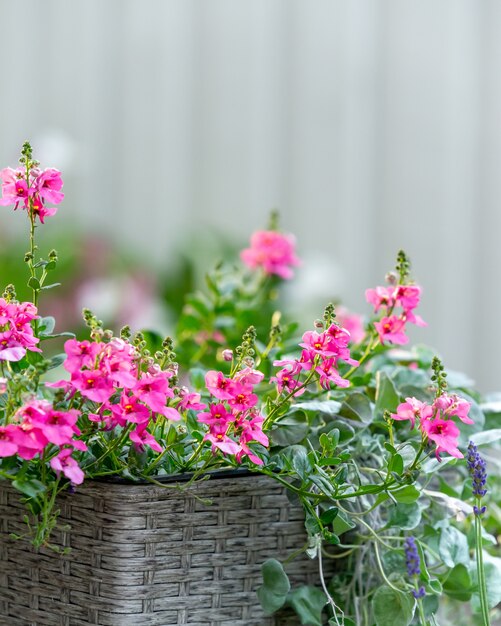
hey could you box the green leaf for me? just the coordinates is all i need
[260,558,290,595]
[27,276,40,290]
[437,524,469,568]
[388,502,422,530]
[48,353,66,370]
[331,509,356,536]
[257,559,290,615]
[38,316,56,335]
[389,453,404,475]
[470,428,501,446]
[442,563,473,601]
[271,412,309,446]
[12,478,47,498]
[305,511,322,536]
[339,392,373,424]
[391,485,420,504]
[375,372,400,417]
[287,586,326,626]
[294,400,342,415]
[373,586,415,626]
[319,506,339,525]
[280,445,312,479]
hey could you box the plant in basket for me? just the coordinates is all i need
[0,142,500,626]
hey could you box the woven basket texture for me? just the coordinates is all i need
[0,473,324,626]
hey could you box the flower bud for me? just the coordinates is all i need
[385,271,398,285]
[222,349,233,362]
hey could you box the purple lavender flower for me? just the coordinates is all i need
[404,536,421,577]
[412,586,426,599]
[467,441,487,515]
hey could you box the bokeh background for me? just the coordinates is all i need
[1,0,500,391]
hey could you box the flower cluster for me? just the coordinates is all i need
[0,164,64,223]
[366,282,425,345]
[197,368,268,465]
[404,536,425,599]
[272,321,358,394]
[392,392,472,459]
[467,441,487,515]
[0,298,41,361]
[240,230,300,279]
[0,399,85,484]
[49,337,181,453]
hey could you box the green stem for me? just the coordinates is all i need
[475,503,491,626]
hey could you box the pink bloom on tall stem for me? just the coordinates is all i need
[391,397,433,430]
[336,306,366,344]
[421,418,463,459]
[433,393,473,424]
[205,370,234,400]
[365,286,396,312]
[240,230,300,279]
[36,168,64,204]
[374,315,409,345]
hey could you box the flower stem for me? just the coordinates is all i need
[475,502,491,626]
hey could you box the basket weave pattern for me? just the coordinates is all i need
[0,474,320,625]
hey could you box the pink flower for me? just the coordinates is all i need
[204,424,241,456]
[177,390,207,412]
[235,441,264,465]
[132,371,175,415]
[0,424,23,457]
[395,284,422,312]
[240,230,300,279]
[63,339,102,373]
[271,366,304,396]
[111,394,150,426]
[315,359,350,390]
[421,418,463,459]
[0,168,33,208]
[32,408,81,446]
[335,306,366,344]
[197,403,233,427]
[31,194,58,224]
[391,397,433,430]
[233,367,264,386]
[50,449,85,484]
[227,382,258,412]
[365,286,396,312]
[433,393,473,425]
[36,168,64,204]
[374,316,409,345]
[205,370,234,400]
[129,427,163,453]
[71,369,115,403]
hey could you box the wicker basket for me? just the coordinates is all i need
[0,472,322,626]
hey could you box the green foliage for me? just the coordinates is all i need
[372,586,415,626]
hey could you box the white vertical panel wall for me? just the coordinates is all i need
[0,0,500,392]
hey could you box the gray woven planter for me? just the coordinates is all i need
[0,472,321,626]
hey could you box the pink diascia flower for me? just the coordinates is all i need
[392,397,434,430]
[374,316,409,345]
[0,165,63,223]
[421,418,463,459]
[0,299,41,362]
[336,306,366,344]
[50,448,85,484]
[240,230,300,279]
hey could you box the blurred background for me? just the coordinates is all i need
[0,0,500,391]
